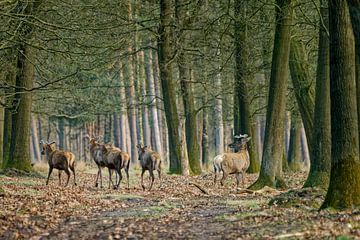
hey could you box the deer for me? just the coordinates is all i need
[100,144,130,189]
[86,135,108,188]
[136,144,161,191]
[40,140,76,186]
[213,134,251,189]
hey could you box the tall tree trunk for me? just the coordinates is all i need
[214,59,224,156]
[113,113,120,147]
[249,0,293,190]
[31,115,40,162]
[289,38,315,153]
[201,96,210,168]
[347,0,360,144]
[126,1,138,162]
[322,0,360,209]
[58,117,65,149]
[287,114,302,171]
[139,51,151,147]
[303,1,331,189]
[118,61,129,153]
[6,42,35,171]
[234,0,259,173]
[145,48,162,155]
[0,99,4,167]
[158,0,182,174]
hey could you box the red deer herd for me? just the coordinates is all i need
[39,134,250,191]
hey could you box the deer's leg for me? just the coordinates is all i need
[64,168,71,187]
[242,172,245,188]
[99,167,103,188]
[235,173,241,189]
[220,171,228,186]
[116,169,122,189]
[46,167,53,185]
[148,170,155,191]
[70,165,76,186]
[58,170,62,186]
[95,166,100,187]
[125,166,130,189]
[141,169,146,191]
[108,168,114,189]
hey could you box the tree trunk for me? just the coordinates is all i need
[303,1,331,189]
[158,0,182,174]
[201,96,210,168]
[234,0,259,173]
[126,1,138,163]
[321,0,360,209]
[214,60,224,156]
[249,0,292,190]
[347,0,360,144]
[145,48,162,155]
[139,51,151,147]
[289,38,315,152]
[118,61,129,153]
[0,100,4,167]
[6,41,35,171]
[287,114,302,171]
[113,113,120,147]
[31,115,40,162]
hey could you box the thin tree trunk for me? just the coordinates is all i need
[31,115,40,162]
[139,51,151,147]
[249,0,293,190]
[234,0,259,173]
[145,48,162,155]
[303,1,331,189]
[214,59,224,156]
[126,1,138,163]
[113,113,120,147]
[118,61,129,153]
[322,0,360,209]
[158,0,182,174]
[287,114,302,171]
[201,96,210,168]
[0,101,4,167]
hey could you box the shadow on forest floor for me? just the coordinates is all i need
[0,164,359,239]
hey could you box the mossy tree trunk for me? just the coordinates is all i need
[289,38,315,154]
[234,0,259,173]
[321,0,360,210]
[303,1,331,189]
[249,0,292,190]
[6,42,35,172]
[158,0,182,174]
[347,0,360,144]
[287,113,302,171]
[175,0,201,175]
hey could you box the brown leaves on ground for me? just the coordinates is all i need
[0,165,359,239]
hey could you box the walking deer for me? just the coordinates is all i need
[136,144,161,191]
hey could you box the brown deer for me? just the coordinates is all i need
[213,134,250,189]
[101,144,130,189]
[86,135,108,188]
[40,140,76,186]
[136,144,161,191]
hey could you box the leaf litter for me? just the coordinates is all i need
[0,166,359,239]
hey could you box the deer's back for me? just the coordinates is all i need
[221,152,250,174]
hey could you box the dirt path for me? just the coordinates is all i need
[1,168,359,239]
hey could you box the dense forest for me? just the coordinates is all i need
[0,0,360,238]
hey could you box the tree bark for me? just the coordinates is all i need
[249,0,293,190]
[139,51,151,147]
[347,0,360,144]
[31,115,41,162]
[158,0,182,174]
[118,61,129,153]
[126,1,138,162]
[145,48,162,155]
[322,0,360,209]
[6,41,35,171]
[234,0,259,173]
[289,38,315,154]
[287,114,302,171]
[303,1,331,189]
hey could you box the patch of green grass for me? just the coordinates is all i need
[225,199,262,209]
[336,236,354,240]
[0,178,39,187]
[99,193,144,201]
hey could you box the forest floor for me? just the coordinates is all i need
[0,162,359,240]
